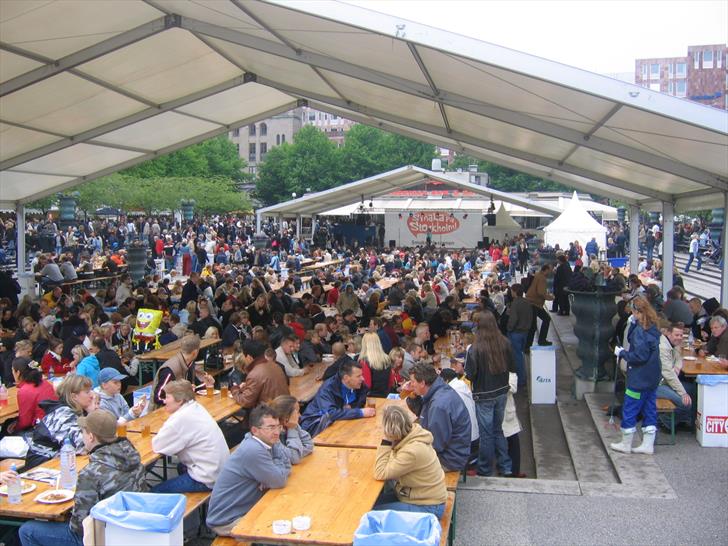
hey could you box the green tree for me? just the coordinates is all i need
[448,154,571,192]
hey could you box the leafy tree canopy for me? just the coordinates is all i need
[448,154,573,193]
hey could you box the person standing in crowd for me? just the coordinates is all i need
[552,255,572,316]
[525,264,554,350]
[506,284,532,387]
[684,233,702,272]
[465,312,515,477]
[611,296,662,455]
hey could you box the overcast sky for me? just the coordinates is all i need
[344,0,728,75]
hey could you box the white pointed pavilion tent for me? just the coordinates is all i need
[543,192,607,255]
[483,203,523,242]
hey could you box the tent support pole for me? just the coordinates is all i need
[16,204,26,274]
[629,204,640,273]
[721,192,728,308]
[662,200,674,293]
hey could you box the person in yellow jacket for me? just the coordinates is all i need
[373,405,447,518]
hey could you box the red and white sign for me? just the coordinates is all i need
[705,416,728,434]
[385,211,481,248]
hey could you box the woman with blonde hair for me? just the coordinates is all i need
[25,374,96,468]
[373,405,447,517]
[359,332,394,397]
[420,282,437,311]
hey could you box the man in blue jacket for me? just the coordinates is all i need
[406,362,471,471]
[206,405,291,536]
[300,360,375,436]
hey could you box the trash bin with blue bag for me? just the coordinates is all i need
[90,491,185,546]
[353,510,441,546]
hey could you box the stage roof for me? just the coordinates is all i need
[1,0,726,211]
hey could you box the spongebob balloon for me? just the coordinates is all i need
[133,308,163,351]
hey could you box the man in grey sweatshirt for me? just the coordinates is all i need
[206,404,292,536]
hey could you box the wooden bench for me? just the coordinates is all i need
[656,398,677,445]
[210,537,251,546]
[444,471,461,491]
[440,491,456,546]
[183,491,211,519]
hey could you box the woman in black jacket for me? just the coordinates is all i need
[465,311,516,477]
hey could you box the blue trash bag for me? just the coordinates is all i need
[90,492,186,533]
[697,374,728,386]
[353,510,441,546]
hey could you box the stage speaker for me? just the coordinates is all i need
[389,240,396,249]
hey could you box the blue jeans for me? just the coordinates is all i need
[19,521,82,546]
[151,465,210,493]
[474,393,511,476]
[621,387,657,432]
[684,251,702,272]
[656,383,695,426]
[376,490,445,518]
[508,332,527,386]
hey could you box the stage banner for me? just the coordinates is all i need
[385,211,481,248]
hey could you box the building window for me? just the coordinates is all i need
[717,51,722,68]
[694,53,700,69]
[248,143,256,162]
[668,81,674,95]
[676,79,686,98]
[281,134,285,143]
[232,128,240,137]
[235,143,240,154]
[676,62,686,77]
[640,64,648,79]
[650,63,660,79]
[260,123,267,136]
[667,63,673,77]
[309,113,315,121]
[649,82,661,92]
[703,50,714,69]
[276,134,280,145]
[260,142,268,160]
[249,124,256,136]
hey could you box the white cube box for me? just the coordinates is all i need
[530,346,556,404]
[696,379,728,448]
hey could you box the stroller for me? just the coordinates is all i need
[704,241,722,265]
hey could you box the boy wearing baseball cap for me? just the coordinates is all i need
[19,410,146,546]
[95,367,146,423]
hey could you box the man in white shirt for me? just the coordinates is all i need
[151,379,229,493]
[275,335,306,377]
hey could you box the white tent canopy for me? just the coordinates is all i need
[483,203,522,243]
[544,192,608,254]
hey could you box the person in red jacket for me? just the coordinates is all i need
[326,281,340,306]
[40,338,71,376]
[11,356,58,432]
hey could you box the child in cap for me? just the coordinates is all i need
[95,368,146,423]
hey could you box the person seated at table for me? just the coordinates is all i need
[73,343,100,388]
[342,309,360,334]
[702,316,728,357]
[300,360,375,436]
[657,322,697,428]
[402,362,471,472]
[359,332,396,398]
[275,335,307,378]
[373,405,448,518]
[152,379,229,493]
[232,340,289,408]
[40,337,71,376]
[93,337,133,390]
[190,300,222,338]
[151,334,213,408]
[206,404,292,537]
[25,374,97,469]
[299,329,326,366]
[320,341,355,381]
[95,368,145,423]
[269,395,313,464]
[19,409,146,546]
[10,356,57,433]
[336,283,360,316]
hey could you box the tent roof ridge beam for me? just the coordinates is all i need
[0,119,69,139]
[259,77,672,202]
[230,0,301,54]
[0,14,179,97]
[0,75,248,170]
[558,103,623,165]
[8,168,78,177]
[86,140,153,154]
[68,69,158,107]
[179,15,727,188]
[15,100,299,205]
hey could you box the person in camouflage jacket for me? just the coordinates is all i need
[19,410,146,546]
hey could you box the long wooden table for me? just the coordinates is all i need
[681,355,728,376]
[313,398,410,449]
[136,337,221,386]
[290,362,327,403]
[0,386,19,424]
[231,446,382,546]
[300,258,344,273]
[124,392,241,433]
[0,432,159,522]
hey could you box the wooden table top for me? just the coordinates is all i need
[124,393,241,433]
[137,337,220,361]
[290,362,327,403]
[300,259,344,272]
[313,398,411,450]
[231,446,382,546]
[680,354,728,376]
[0,432,159,521]
[0,386,19,423]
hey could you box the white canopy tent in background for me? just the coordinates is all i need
[0,0,726,301]
[483,203,523,243]
[544,192,608,256]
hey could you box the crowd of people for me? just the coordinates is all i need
[0,211,726,545]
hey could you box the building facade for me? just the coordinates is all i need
[301,107,356,147]
[635,44,727,110]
